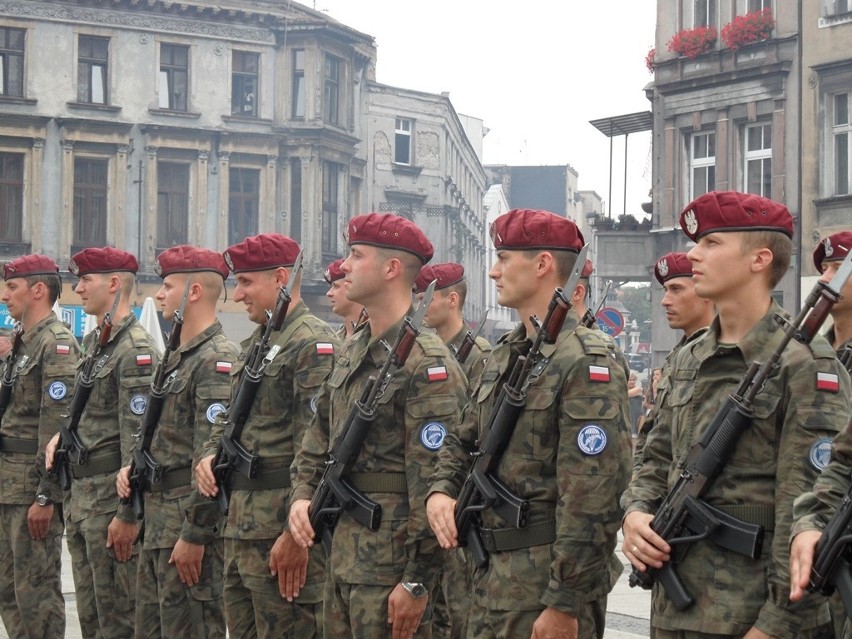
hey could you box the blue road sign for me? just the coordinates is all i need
[595,306,625,337]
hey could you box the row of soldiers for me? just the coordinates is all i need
[0,195,850,639]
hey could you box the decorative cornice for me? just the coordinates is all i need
[0,2,275,43]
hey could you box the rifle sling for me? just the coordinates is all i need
[71,447,122,479]
[231,457,292,491]
[349,472,407,493]
[148,467,192,493]
[480,518,557,553]
[714,504,775,532]
[0,436,38,455]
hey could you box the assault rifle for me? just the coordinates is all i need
[629,249,852,611]
[582,280,611,329]
[0,323,25,423]
[53,288,122,491]
[454,308,488,364]
[122,278,191,519]
[453,244,589,570]
[211,251,303,515]
[307,281,436,550]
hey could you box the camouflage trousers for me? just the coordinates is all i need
[467,596,606,639]
[66,512,138,639]
[223,537,321,639]
[323,577,433,639]
[650,625,834,639]
[432,548,472,639]
[0,502,65,638]
[134,538,226,639]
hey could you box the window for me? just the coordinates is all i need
[73,158,108,248]
[395,118,412,165]
[159,43,188,111]
[231,51,258,117]
[323,54,340,125]
[157,162,189,250]
[744,124,772,197]
[292,49,305,119]
[694,0,717,26]
[690,132,716,199]
[322,161,339,254]
[290,158,302,242]
[228,167,259,246]
[0,152,23,242]
[832,92,852,195]
[824,0,850,15]
[0,27,24,97]
[77,36,109,104]
[748,0,772,11]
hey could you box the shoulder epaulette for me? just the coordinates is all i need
[575,327,610,357]
[418,330,450,357]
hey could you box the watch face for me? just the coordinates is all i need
[36,494,49,506]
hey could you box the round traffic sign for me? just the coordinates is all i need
[595,306,625,336]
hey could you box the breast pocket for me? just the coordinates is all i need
[511,386,560,461]
[90,356,119,414]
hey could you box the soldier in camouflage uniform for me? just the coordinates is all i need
[46,247,159,639]
[325,257,365,340]
[194,233,338,639]
[0,255,79,638]
[115,246,238,638]
[813,231,852,363]
[622,192,852,638]
[290,213,468,639]
[427,209,633,639]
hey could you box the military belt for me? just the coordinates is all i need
[479,519,557,553]
[0,436,38,455]
[148,467,192,493]
[349,472,407,493]
[231,457,292,491]
[716,504,775,532]
[71,448,122,479]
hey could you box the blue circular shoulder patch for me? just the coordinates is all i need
[809,437,833,472]
[206,403,226,424]
[577,424,608,456]
[129,394,148,416]
[47,381,67,401]
[420,422,447,451]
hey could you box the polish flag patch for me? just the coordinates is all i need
[215,361,232,373]
[427,366,448,382]
[316,343,334,355]
[816,372,840,393]
[56,344,71,355]
[589,365,611,383]
[136,354,153,366]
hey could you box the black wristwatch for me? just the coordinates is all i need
[35,494,53,507]
[401,582,427,598]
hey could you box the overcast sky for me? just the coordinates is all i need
[313,0,657,218]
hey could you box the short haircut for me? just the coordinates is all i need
[443,280,468,307]
[739,231,792,288]
[24,273,61,305]
[194,271,225,303]
[521,249,578,282]
[377,247,423,287]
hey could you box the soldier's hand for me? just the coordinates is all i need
[790,529,821,602]
[288,499,315,549]
[268,530,308,602]
[106,517,139,562]
[622,511,670,572]
[426,492,458,549]
[44,434,60,471]
[116,466,131,499]
[387,582,427,639]
[742,628,774,639]
[169,538,205,587]
[530,607,578,639]
[195,455,217,498]
[27,501,54,540]
[0,336,11,358]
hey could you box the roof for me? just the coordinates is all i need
[589,111,653,137]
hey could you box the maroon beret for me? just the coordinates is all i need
[223,233,300,274]
[346,213,434,264]
[155,245,229,280]
[414,262,464,294]
[69,247,138,277]
[581,259,594,278]
[679,191,794,241]
[3,254,59,280]
[654,252,693,285]
[324,258,345,285]
[813,231,852,272]
[490,209,584,252]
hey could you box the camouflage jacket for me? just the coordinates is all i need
[826,326,852,374]
[0,314,79,504]
[623,302,851,637]
[565,309,629,381]
[447,324,491,386]
[68,314,158,524]
[430,319,632,614]
[141,321,239,550]
[291,311,467,590]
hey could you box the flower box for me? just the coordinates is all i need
[721,8,774,51]
[667,25,718,59]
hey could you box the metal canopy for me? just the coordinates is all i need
[589,111,653,137]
